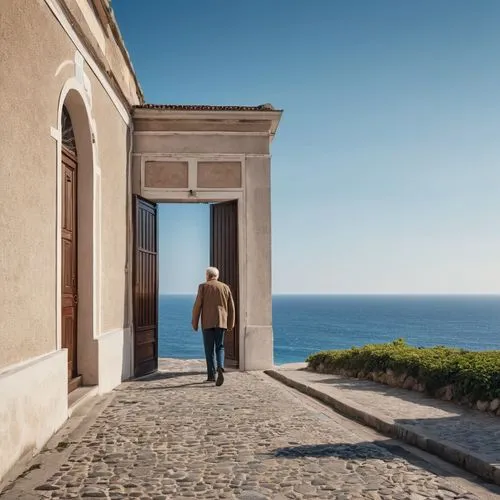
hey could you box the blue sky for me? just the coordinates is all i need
[114,0,500,294]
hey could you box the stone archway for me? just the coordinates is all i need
[58,86,98,389]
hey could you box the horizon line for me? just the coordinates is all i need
[159,292,500,296]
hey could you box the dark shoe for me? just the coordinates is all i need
[216,367,224,387]
[206,373,215,382]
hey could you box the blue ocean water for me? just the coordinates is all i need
[158,295,500,365]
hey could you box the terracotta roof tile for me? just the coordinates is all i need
[134,103,278,112]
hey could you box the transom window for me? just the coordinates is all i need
[61,105,76,154]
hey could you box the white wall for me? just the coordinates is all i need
[0,350,68,482]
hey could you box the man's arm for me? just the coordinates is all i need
[192,284,203,331]
[227,286,236,330]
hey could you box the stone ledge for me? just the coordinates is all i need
[321,366,500,417]
[265,369,500,487]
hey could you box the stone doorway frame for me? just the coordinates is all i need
[141,190,245,368]
[54,71,101,393]
[130,104,282,372]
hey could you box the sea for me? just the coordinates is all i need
[158,295,500,365]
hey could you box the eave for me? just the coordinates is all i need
[132,106,283,139]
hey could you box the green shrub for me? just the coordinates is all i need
[306,339,500,403]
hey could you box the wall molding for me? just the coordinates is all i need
[98,327,130,339]
[0,350,63,378]
[141,189,244,202]
[54,71,102,349]
[50,127,61,141]
[0,349,67,486]
[44,0,130,124]
[133,152,247,160]
[140,154,245,194]
[133,131,269,137]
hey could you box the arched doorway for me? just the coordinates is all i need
[61,105,80,392]
[58,84,98,392]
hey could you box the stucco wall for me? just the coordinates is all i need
[245,156,272,326]
[62,0,142,105]
[133,134,269,155]
[243,156,274,370]
[0,1,130,369]
[0,350,67,483]
[0,1,74,369]
[90,71,129,333]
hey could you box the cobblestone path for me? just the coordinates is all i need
[2,361,498,499]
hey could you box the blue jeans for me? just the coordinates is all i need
[202,328,225,377]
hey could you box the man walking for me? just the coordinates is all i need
[192,267,235,386]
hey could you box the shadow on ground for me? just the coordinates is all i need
[129,371,207,382]
[273,441,410,460]
[271,441,500,494]
[394,416,500,458]
[134,381,215,391]
[314,376,457,405]
[127,370,222,390]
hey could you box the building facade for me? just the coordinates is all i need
[0,0,281,485]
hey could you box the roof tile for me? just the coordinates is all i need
[134,103,278,112]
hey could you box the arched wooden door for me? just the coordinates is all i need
[210,200,239,367]
[61,106,80,392]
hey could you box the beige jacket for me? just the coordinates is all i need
[192,279,235,331]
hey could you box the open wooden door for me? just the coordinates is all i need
[133,195,159,377]
[210,200,239,367]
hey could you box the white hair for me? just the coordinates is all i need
[206,266,219,279]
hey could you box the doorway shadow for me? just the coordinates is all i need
[135,380,211,391]
[129,371,207,382]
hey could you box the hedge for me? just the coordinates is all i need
[306,339,500,404]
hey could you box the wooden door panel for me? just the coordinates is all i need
[133,196,158,377]
[62,238,74,296]
[135,340,155,361]
[210,200,239,366]
[62,167,75,234]
[61,147,79,389]
[62,312,75,378]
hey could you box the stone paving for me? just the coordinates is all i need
[2,360,499,500]
[269,367,500,469]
